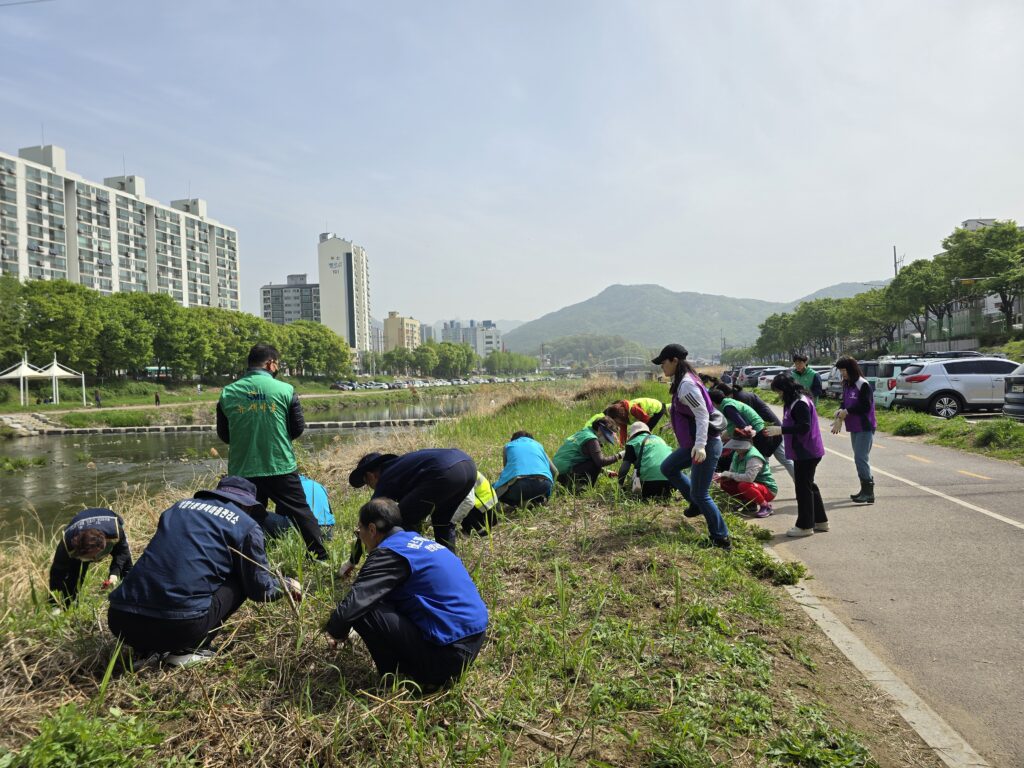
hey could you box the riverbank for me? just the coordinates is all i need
[0,382,942,766]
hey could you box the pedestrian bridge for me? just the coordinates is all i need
[588,357,657,380]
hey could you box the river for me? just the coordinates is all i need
[0,396,470,537]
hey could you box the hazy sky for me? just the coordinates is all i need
[3,1,1023,324]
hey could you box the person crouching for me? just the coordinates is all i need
[713,438,778,518]
[323,498,488,691]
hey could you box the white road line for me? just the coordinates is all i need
[825,447,1024,533]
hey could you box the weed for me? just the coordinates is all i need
[891,413,929,436]
[973,417,1024,449]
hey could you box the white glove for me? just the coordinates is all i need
[616,450,626,461]
[101,574,119,590]
[282,576,303,602]
[764,425,782,437]
[691,446,706,464]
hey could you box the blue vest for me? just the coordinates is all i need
[495,437,553,488]
[109,497,269,620]
[378,530,489,645]
[300,475,335,526]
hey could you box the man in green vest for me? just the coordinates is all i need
[790,353,823,402]
[216,343,329,561]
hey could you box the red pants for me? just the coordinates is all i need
[719,478,775,506]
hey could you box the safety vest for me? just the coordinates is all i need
[553,426,599,475]
[625,432,672,481]
[300,475,334,526]
[729,445,777,495]
[721,397,765,434]
[495,437,553,487]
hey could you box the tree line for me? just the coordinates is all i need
[360,344,539,378]
[0,277,352,379]
[733,220,1024,362]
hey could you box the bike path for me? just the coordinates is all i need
[757,414,1023,767]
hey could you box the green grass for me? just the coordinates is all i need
[0,381,932,767]
[0,456,47,472]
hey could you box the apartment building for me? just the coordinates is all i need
[317,233,371,351]
[0,144,239,308]
[441,319,502,358]
[383,311,420,352]
[260,273,321,324]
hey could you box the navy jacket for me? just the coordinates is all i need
[109,496,281,620]
[372,449,473,502]
[49,508,133,605]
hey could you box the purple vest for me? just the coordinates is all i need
[782,395,824,460]
[841,379,877,433]
[670,373,720,451]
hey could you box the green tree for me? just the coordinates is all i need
[21,280,102,372]
[95,293,156,376]
[0,276,26,368]
[413,343,439,377]
[382,347,413,375]
[942,220,1024,333]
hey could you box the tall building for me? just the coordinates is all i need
[317,233,370,351]
[384,311,420,352]
[260,274,320,325]
[0,144,238,308]
[441,319,502,357]
[420,324,435,344]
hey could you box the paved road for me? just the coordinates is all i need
[757,412,1023,768]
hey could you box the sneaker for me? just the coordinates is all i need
[755,504,773,518]
[785,526,814,538]
[683,504,701,518]
[164,648,216,667]
[814,521,830,532]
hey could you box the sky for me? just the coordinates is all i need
[3,0,1024,325]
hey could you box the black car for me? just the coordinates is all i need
[1003,364,1024,421]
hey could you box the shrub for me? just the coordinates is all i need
[891,413,928,436]
[973,418,1024,450]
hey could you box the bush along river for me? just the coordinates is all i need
[0,397,469,537]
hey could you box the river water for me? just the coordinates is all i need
[0,396,469,538]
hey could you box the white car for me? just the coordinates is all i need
[757,367,790,390]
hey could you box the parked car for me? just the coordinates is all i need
[894,357,1020,418]
[756,367,790,390]
[1002,363,1024,421]
[736,366,769,387]
[874,357,924,409]
[826,360,880,400]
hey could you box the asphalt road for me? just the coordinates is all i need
[757,411,1023,768]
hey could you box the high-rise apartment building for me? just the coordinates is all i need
[317,233,370,351]
[384,311,420,352]
[441,319,502,358]
[260,274,320,325]
[0,144,239,308]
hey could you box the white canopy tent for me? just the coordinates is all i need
[38,354,86,406]
[0,353,50,406]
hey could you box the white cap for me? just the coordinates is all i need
[627,422,650,438]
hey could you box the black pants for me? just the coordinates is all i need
[793,457,828,529]
[107,578,246,655]
[557,460,601,489]
[398,459,477,551]
[639,479,673,500]
[354,602,485,688]
[460,506,498,536]
[249,472,328,560]
[498,476,553,509]
[647,410,666,433]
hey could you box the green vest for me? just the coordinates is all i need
[722,397,765,433]
[729,445,777,494]
[553,426,599,475]
[220,369,299,477]
[626,432,672,481]
[790,367,817,392]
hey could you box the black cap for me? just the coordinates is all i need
[651,343,688,365]
[349,452,398,488]
[195,476,261,508]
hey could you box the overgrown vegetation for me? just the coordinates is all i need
[0,382,939,766]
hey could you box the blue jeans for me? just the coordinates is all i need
[850,431,874,481]
[660,438,730,542]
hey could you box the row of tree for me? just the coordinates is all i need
[0,277,352,379]
[741,221,1024,362]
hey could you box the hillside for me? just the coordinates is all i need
[503,281,885,357]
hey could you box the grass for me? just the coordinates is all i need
[0,381,940,767]
[0,456,47,472]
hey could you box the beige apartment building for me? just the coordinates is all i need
[383,311,420,352]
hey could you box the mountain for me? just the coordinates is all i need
[787,280,889,305]
[502,281,886,357]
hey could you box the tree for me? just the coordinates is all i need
[382,347,413,375]
[0,276,26,368]
[21,280,102,372]
[413,344,439,377]
[96,293,156,376]
[943,220,1024,333]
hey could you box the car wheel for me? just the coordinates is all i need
[929,393,963,419]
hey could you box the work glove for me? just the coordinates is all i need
[282,576,303,603]
[741,426,756,439]
[691,446,706,464]
[101,574,119,590]
[764,425,782,437]
[616,450,626,461]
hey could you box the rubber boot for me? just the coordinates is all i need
[851,479,874,504]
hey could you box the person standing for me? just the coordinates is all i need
[49,508,133,609]
[790,353,824,402]
[770,374,828,537]
[323,498,488,690]
[216,343,329,561]
[107,476,301,666]
[653,343,731,550]
[492,431,558,509]
[833,356,876,504]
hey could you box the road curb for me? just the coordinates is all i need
[765,548,992,768]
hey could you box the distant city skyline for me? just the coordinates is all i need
[3,2,1023,323]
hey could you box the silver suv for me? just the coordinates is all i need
[893,357,1020,418]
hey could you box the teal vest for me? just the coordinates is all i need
[626,432,672,481]
[553,427,598,475]
[729,445,777,495]
[722,397,765,433]
[219,369,299,477]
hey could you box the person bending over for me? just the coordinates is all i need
[49,508,133,609]
[552,417,623,489]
